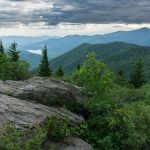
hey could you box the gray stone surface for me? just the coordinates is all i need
[0,94,84,128]
[0,76,86,106]
[63,138,93,150]
[0,77,93,149]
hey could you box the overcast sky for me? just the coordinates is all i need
[0,0,150,36]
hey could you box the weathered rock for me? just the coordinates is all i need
[0,77,86,106]
[0,77,93,150]
[0,94,84,128]
[63,138,93,150]
[44,138,93,150]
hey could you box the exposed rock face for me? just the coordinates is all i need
[0,76,87,128]
[0,77,93,149]
[44,138,93,150]
[63,138,93,150]
[0,94,84,128]
[0,77,86,106]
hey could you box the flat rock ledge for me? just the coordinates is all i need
[0,76,87,106]
[0,94,84,128]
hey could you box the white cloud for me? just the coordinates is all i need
[0,0,150,36]
[27,50,42,55]
[61,5,74,11]
[0,23,150,36]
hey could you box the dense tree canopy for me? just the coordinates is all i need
[0,39,149,150]
[0,41,30,80]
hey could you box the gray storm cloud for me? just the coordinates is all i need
[0,0,150,27]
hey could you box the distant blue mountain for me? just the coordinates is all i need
[90,27,150,45]
[1,27,150,69]
[22,27,150,58]
[0,36,57,49]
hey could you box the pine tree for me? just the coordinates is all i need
[8,42,20,62]
[116,69,126,86]
[76,64,81,70]
[129,59,145,88]
[55,65,64,77]
[39,45,52,77]
[0,40,4,54]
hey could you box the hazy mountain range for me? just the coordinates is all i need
[50,42,150,82]
[1,27,150,69]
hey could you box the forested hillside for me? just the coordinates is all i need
[2,27,150,69]
[0,40,150,150]
[50,42,150,82]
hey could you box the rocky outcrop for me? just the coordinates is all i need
[0,76,87,128]
[0,76,87,106]
[0,77,93,149]
[44,138,93,150]
[63,138,93,150]
[0,94,84,128]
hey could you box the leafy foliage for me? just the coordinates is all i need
[0,40,150,150]
[0,117,71,150]
[71,86,150,149]
[129,59,145,88]
[0,53,30,81]
[55,65,64,77]
[70,54,149,149]
[72,52,113,94]
[50,42,150,82]
[46,117,70,142]
[116,69,127,86]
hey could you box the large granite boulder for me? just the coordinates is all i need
[0,77,87,106]
[0,94,84,128]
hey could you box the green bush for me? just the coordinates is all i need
[46,117,71,142]
[68,84,149,150]
[72,100,150,149]
[0,54,30,81]
[24,126,46,150]
[72,52,113,94]
[0,117,72,150]
[0,125,22,150]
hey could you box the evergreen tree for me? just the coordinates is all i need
[0,40,4,54]
[55,65,64,77]
[8,42,20,62]
[129,59,145,88]
[39,45,52,77]
[76,64,81,70]
[116,69,126,86]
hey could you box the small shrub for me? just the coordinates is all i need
[46,117,71,142]
[0,54,30,81]
[0,125,22,149]
[0,117,72,149]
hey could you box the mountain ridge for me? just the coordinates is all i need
[1,27,150,69]
[50,41,150,82]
